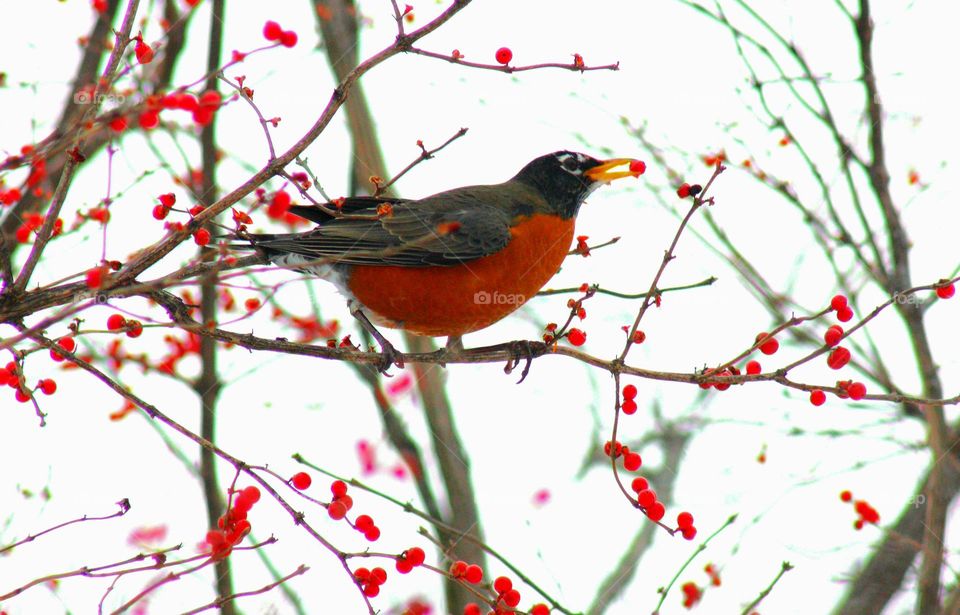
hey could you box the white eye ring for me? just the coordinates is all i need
[561,156,579,172]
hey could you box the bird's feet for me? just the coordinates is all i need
[374,338,405,376]
[503,340,547,383]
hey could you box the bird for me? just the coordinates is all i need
[237,150,640,372]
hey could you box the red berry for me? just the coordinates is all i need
[138,110,160,130]
[291,472,312,490]
[15,388,31,403]
[503,589,521,607]
[331,480,348,497]
[756,332,779,355]
[371,567,387,584]
[621,399,638,415]
[135,39,154,64]
[240,486,260,504]
[637,489,657,508]
[107,314,126,331]
[159,193,176,208]
[629,160,646,175]
[630,476,649,493]
[623,451,642,472]
[109,116,128,132]
[152,204,169,220]
[493,576,512,594]
[85,266,104,289]
[646,501,666,521]
[840,490,852,502]
[745,360,761,375]
[244,298,260,312]
[677,512,694,529]
[364,526,381,541]
[494,47,513,65]
[263,20,283,41]
[622,384,638,400]
[464,564,483,584]
[824,325,844,347]
[936,283,955,299]
[396,558,413,574]
[279,30,298,48]
[681,526,698,540]
[810,389,826,406]
[355,514,374,532]
[836,305,854,322]
[38,379,57,395]
[530,605,550,615]
[125,320,143,338]
[406,546,425,566]
[450,560,468,577]
[463,605,482,615]
[328,500,347,520]
[362,582,379,597]
[827,346,851,370]
[566,328,586,346]
[677,183,691,198]
[831,294,848,311]
[847,381,867,400]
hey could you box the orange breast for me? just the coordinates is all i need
[346,214,575,337]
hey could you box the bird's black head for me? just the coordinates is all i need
[512,151,639,218]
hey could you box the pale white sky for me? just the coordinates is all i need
[1,1,958,614]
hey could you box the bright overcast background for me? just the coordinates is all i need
[1,1,959,614]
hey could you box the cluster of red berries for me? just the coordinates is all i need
[49,337,76,362]
[629,476,665,521]
[327,480,354,520]
[676,183,702,198]
[395,546,426,573]
[106,313,144,338]
[675,511,697,540]
[839,490,880,530]
[605,439,642,472]
[353,514,381,541]
[836,379,867,400]
[681,581,702,608]
[492,576,522,610]
[0,186,22,206]
[263,20,299,48]
[831,294,853,322]
[449,560,484,584]
[205,486,259,560]
[353,566,388,597]
[698,365,740,391]
[3,362,51,403]
[621,383,638,414]
[13,212,62,243]
[154,329,201,376]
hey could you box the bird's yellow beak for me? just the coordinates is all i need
[584,158,643,183]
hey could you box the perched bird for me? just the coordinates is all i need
[239,150,640,371]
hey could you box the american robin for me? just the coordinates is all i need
[239,150,640,371]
